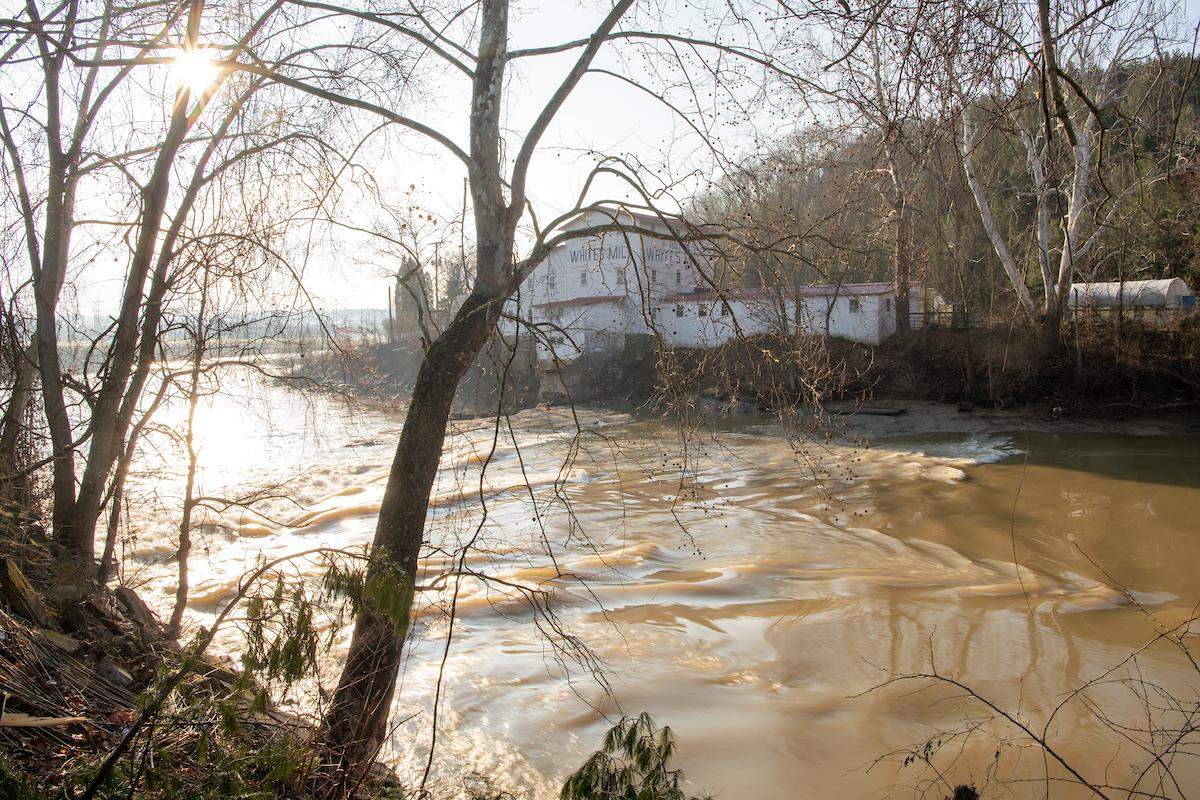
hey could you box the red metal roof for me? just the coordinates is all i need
[533,295,624,309]
[796,282,895,297]
[661,283,895,303]
[661,287,778,303]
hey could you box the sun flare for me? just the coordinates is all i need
[169,47,222,99]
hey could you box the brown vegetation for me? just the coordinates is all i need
[669,315,1200,416]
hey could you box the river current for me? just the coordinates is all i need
[123,369,1200,798]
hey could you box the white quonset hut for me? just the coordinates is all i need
[796,282,898,345]
[1068,279,1193,308]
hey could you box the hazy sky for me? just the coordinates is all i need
[56,1,1200,316]
[281,0,1200,314]
[68,1,750,316]
[318,2,763,306]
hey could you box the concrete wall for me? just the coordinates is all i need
[534,300,627,364]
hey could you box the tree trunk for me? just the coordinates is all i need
[168,391,200,638]
[169,277,209,638]
[317,290,503,791]
[98,373,175,585]
[893,198,911,333]
[38,171,82,553]
[0,342,38,472]
[63,71,200,565]
[0,341,38,504]
[1040,302,1064,355]
[962,110,1040,325]
[315,0,632,788]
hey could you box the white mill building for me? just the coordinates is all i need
[507,208,709,363]
[507,208,915,365]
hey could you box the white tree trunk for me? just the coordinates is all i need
[1022,130,1055,309]
[962,110,1039,322]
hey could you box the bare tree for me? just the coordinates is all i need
[176,0,815,788]
[0,0,359,571]
[958,0,1177,337]
[760,1,968,332]
[308,3,642,785]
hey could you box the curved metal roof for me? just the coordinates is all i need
[1068,279,1191,307]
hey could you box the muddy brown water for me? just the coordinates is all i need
[127,381,1200,798]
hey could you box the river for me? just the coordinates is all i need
[123,368,1200,798]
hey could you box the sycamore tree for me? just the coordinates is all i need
[957,0,1177,335]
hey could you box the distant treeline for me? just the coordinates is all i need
[693,53,1200,322]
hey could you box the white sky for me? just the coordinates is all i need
[46,0,1200,316]
[64,1,762,315]
[256,0,1200,314]
[303,1,775,313]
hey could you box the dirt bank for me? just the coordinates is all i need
[0,515,400,799]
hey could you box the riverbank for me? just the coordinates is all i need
[0,516,400,799]
[826,316,1200,414]
[672,316,1200,419]
[317,316,1200,424]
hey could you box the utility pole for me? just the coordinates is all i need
[433,241,441,314]
[386,285,394,343]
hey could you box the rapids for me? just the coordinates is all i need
[124,372,1200,798]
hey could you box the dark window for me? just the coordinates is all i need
[720,303,731,317]
[580,271,588,287]
[699,306,708,318]
[885,297,892,312]
[547,271,556,290]
[652,269,658,282]
[675,270,681,284]
[848,297,861,313]
[675,304,684,318]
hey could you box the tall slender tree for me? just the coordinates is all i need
[0,0,349,568]
[314,2,637,785]
[957,0,1177,337]
[241,0,800,788]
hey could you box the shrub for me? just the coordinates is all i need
[561,713,711,800]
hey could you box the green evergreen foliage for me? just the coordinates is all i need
[0,753,42,800]
[243,576,323,688]
[322,552,414,634]
[237,552,411,696]
[560,713,712,800]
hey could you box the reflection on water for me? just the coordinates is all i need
[125,372,1200,798]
